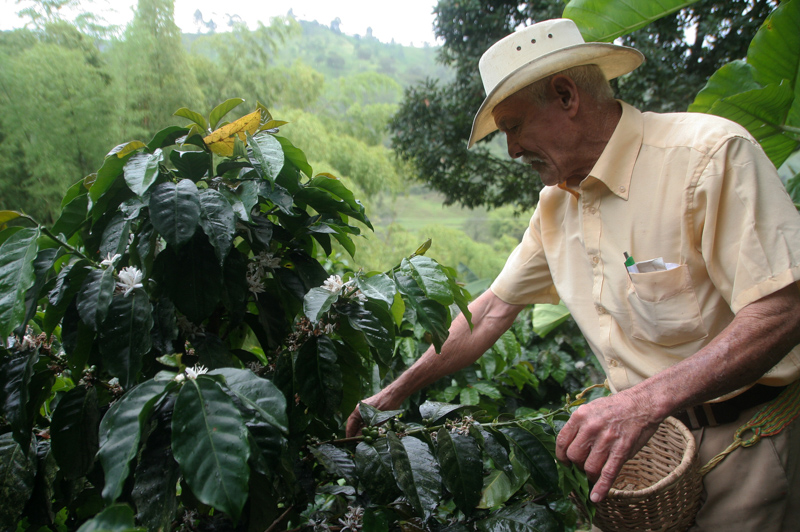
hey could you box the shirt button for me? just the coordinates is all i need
[608,359,619,367]
[590,207,597,214]
[595,305,606,315]
[618,186,626,194]
[591,256,599,265]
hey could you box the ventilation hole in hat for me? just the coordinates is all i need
[531,39,536,43]
[516,46,521,51]
[548,33,553,38]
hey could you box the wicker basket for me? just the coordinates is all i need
[590,416,703,532]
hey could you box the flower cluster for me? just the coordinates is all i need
[246,251,281,294]
[174,364,208,383]
[447,415,476,436]
[338,506,364,531]
[116,266,143,296]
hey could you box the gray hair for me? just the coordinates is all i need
[523,64,614,106]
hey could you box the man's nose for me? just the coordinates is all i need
[506,134,523,159]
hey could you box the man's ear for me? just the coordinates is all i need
[550,75,579,117]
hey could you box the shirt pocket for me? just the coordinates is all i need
[625,264,708,347]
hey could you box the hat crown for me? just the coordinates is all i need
[479,19,585,95]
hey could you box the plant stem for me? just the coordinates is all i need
[40,226,92,263]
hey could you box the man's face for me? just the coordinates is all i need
[492,90,580,187]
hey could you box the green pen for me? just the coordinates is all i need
[623,251,635,268]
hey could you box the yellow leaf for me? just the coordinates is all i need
[115,141,146,158]
[316,172,339,180]
[203,109,262,157]
[84,173,97,189]
[0,210,22,226]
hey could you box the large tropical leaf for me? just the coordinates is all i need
[98,290,154,390]
[149,180,201,248]
[476,500,561,532]
[563,0,699,43]
[0,227,40,342]
[75,504,142,532]
[533,302,571,338]
[355,273,396,308]
[197,189,235,265]
[295,335,343,419]
[172,376,250,520]
[97,379,172,502]
[436,429,483,513]
[688,61,762,114]
[337,301,395,366]
[0,433,35,529]
[401,256,454,306]
[247,131,285,182]
[310,443,356,484]
[50,386,99,479]
[0,350,39,448]
[500,422,559,493]
[386,432,441,519]
[303,286,340,322]
[211,368,288,432]
[354,441,399,504]
[394,272,450,352]
[708,82,798,168]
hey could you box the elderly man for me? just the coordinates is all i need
[347,18,800,530]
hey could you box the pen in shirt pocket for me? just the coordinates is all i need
[623,251,637,274]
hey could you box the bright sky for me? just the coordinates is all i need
[0,0,442,47]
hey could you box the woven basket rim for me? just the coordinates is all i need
[606,416,696,500]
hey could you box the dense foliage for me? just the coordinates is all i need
[0,99,598,531]
[390,0,794,211]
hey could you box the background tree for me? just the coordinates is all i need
[390,0,779,211]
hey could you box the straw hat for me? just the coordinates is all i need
[467,18,644,148]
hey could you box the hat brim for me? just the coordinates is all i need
[467,43,644,149]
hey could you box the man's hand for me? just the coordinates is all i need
[345,391,398,438]
[555,390,662,502]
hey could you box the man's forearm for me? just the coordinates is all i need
[378,289,525,409]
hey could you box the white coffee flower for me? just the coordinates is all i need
[575,361,586,370]
[256,251,281,270]
[247,272,266,294]
[174,373,186,383]
[117,266,143,296]
[185,364,208,380]
[322,275,344,293]
[100,253,121,268]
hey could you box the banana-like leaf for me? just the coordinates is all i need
[401,256,454,306]
[149,180,201,249]
[0,433,35,529]
[708,82,798,168]
[688,61,762,114]
[172,376,250,520]
[198,189,235,265]
[309,443,356,484]
[0,227,40,342]
[50,386,99,479]
[76,268,116,330]
[97,379,172,502]
[436,429,482,513]
[533,302,571,338]
[209,98,245,130]
[98,290,154,390]
[563,0,698,43]
[123,149,163,197]
[386,432,441,519]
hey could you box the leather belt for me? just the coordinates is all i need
[674,384,787,430]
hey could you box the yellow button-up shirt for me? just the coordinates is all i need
[491,101,800,396]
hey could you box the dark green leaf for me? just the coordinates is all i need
[123,149,163,196]
[16,247,59,337]
[295,335,343,419]
[303,286,339,322]
[147,125,189,152]
[169,150,209,182]
[500,422,559,493]
[259,181,294,215]
[88,152,129,209]
[76,503,141,532]
[688,61,761,114]
[172,376,250,520]
[76,268,116,330]
[436,429,483,512]
[52,193,89,238]
[0,433,35,529]
[98,290,154,390]
[564,0,696,43]
[401,256,453,306]
[50,386,99,479]
[193,334,234,369]
[198,189,235,265]
[309,443,356,483]
[476,500,560,532]
[337,301,395,366]
[210,98,245,130]
[99,212,132,258]
[362,508,390,532]
[358,402,404,427]
[387,432,441,519]
[419,401,467,424]
[356,273,396,308]
[0,350,38,448]
[354,441,399,504]
[0,227,40,342]
[149,180,201,248]
[394,272,450,352]
[211,367,288,432]
[275,135,313,177]
[97,379,171,502]
[477,470,515,510]
[248,132,284,182]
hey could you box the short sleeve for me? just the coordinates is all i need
[693,135,800,313]
[490,208,560,305]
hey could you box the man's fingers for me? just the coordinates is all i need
[589,450,628,502]
[345,409,364,438]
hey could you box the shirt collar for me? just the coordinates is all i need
[585,101,643,200]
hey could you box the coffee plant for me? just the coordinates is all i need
[0,99,593,531]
